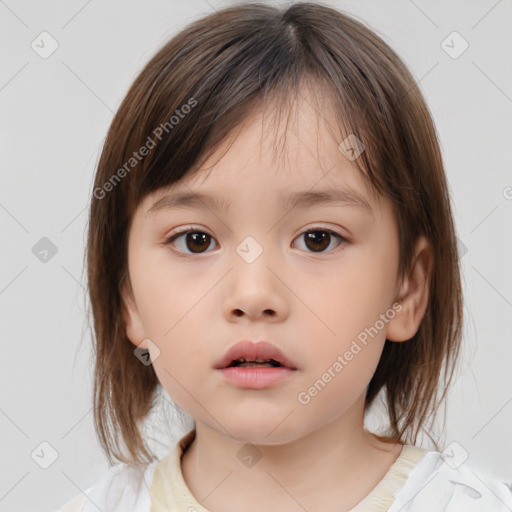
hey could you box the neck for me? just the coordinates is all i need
[180,395,402,512]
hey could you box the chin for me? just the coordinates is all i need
[221,416,305,446]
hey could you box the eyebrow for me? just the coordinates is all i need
[147,189,373,217]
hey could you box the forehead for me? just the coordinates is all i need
[144,86,385,217]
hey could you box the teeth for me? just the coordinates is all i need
[235,357,271,363]
[231,357,282,367]
[238,362,275,368]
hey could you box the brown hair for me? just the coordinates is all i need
[85,1,463,466]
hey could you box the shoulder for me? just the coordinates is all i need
[390,447,512,512]
[56,492,87,512]
[55,460,159,512]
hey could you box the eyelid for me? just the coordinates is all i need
[165,224,210,238]
[165,223,348,240]
[163,225,217,250]
[297,224,348,240]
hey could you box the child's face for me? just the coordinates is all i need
[123,94,407,445]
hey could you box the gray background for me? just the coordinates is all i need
[1,0,511,510]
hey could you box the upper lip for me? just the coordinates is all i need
[215,340,297,370]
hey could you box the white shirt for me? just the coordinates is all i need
[57,430,512,512]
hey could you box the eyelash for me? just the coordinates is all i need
[163,226,348,257]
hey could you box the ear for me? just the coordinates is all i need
[120,276,149,349]
[386,235,433,342]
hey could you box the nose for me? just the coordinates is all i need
[222,251,290,323]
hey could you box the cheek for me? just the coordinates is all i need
[148,320,208,413]
[293,249,394,404]
[295,325,386,419]
[296,251,395,344]
[130,248,205,332]
[132,253,213,357]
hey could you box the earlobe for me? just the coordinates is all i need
[386,236,433,343]
[120,278,148,349]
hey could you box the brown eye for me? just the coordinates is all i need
[165,227,346,257]
[184,232,212,253]
[165,230,218,255]
[294,229,345,253]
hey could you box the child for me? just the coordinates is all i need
[57,2,512,511]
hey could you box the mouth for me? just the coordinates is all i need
[216,344,297,389]
[214,340,298,370]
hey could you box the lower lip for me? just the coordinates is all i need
[217,366,296,389]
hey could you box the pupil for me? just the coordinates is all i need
[305,231,330,252]
[186,232,210,253]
